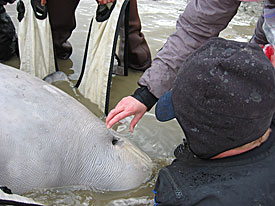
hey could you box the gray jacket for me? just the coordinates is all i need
[137,0,270,100]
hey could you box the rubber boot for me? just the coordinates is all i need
[47,0,80,60]
[128,0,151,71]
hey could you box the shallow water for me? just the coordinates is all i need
[4,1,262,205]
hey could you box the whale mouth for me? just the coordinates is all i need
[123,138,152,166]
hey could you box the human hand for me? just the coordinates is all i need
[41,0,46,6]
[97,0,115,5]
[106,96,147,132]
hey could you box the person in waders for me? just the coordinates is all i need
[105,0,275,133]
[0,0,18,62]
[40,0,79,60]
[153,37,275,205]
[41,0,151,71]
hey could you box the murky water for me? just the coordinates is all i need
[4,1,262,205]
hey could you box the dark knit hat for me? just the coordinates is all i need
[156,37,275,159]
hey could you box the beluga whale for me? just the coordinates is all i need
[0,63,152,194]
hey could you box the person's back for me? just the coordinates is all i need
[155,128,275,205]
[153,37,275,205]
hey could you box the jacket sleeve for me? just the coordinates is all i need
[251,0,275,45]
[137,0,240,98]
[251,11,268,45]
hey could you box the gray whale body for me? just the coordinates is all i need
[0,64,152,194]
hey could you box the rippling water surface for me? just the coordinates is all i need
[5,1,261,205]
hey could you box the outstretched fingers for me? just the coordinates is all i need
[106,108,132,129]
[106,106,123,125]
[129,111,146,133]
[105,96,147,132]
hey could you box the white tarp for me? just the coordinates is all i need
[78,0,126,113]
[18,0,55,79]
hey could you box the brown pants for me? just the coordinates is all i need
[47,0,80,49]
[128,0,151,70]
[47,0,151,69]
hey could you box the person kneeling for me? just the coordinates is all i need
[154,37,275,206]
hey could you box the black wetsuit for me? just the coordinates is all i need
[154,119,275,205]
